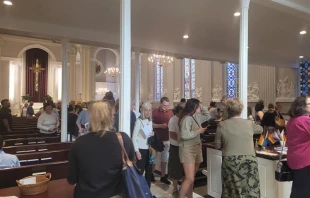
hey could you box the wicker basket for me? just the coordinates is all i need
[16,173,52,195]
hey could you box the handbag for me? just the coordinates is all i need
[275,111,285,129]
[275,144,293,182]
[115,132,152,198]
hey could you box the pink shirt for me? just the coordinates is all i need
[286,116,310,170]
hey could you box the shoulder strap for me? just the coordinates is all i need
[115,132,133,166]
[192,116,200,127]
[138,118,145,128]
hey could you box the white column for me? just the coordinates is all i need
[61,40,68,142]
[239,0,250,119]
[119,0,131,136]
[134,51,141,112]
[67,45,76,101]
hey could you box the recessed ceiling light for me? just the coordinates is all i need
[300,30,307,35]
[3,0,12,5]
[183,35,189,39]
[234,12,240,16]
[299,56,304,58]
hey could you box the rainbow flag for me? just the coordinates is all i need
[267,133,278,144]
[258,133,268,147]
[273,131,281,141]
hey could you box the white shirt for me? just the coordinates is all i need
[37,112,59,134]
[132,118,153,152]
[168,115,180,146]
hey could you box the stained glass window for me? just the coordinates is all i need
[155,63,164,101]
[184,58,196,99]
[226,62,239,98]
[300,61,310,96]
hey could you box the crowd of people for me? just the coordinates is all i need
[0,93,310,198]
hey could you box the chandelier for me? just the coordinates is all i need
[96,88,110,95]
[104,67,120,77]
[148,54,174,66]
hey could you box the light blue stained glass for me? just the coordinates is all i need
[155,64,163,101]
[184,58,196,99]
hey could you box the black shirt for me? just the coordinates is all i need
[261,110,277,128]
[67,113,78,136]
[67,131,135,198]
[0,107,13,132]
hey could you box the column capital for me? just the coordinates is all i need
[67,44,76,56]
[61,39,69,46]
[0,38,5,48]
[240,0,250,9]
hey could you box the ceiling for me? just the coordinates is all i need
[0,0,309,68]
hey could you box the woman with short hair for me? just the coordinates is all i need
[287,96,310,198]
[67,101,134,198]
[132,102,154,188]
[37,103,59,135]
[215,98,263,198]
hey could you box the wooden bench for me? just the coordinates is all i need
[17,149,70,166]
[1,130,40,135]
[3,142,73,154]
[1,133,51,140]
[4,136,60,147]
[0,161,69,189]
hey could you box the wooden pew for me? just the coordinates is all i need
[3,142,73,154]
[1,130,40,135]
[0,161,69,189]
[16,149,70,166]
[1,132,51,140]
[4,136,60,147]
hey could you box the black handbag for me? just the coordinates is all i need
[116,132,152,198]
[275,145,293,182]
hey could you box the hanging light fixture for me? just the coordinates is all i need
[104,67,120,77]
[148,54,174,66]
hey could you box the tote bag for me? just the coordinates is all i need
[115,132,152,198]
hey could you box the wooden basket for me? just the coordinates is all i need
[16,173,52,195]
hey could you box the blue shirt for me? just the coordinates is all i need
[76,110,90,135]
[26,106,34,116]
[0,150,20,169]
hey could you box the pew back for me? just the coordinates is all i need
[3,142,73,154]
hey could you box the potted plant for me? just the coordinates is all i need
[21,94,31,102]
[44,95,53,102]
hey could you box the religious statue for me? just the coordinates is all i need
[212,85,222,100]
[29,59,45,92]
[195,87,203,102]
[148,92,153,102]
[248,82,259,100]
[174,87,180,101]
[277,76,295,98]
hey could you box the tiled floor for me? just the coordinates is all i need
[151,178,208,198]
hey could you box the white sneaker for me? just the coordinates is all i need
[202,169,208,176]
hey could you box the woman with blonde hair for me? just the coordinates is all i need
[215,98,263,198]
[67,101,134,198]
[132,102,154,188]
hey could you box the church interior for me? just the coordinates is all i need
[0,0,310,197]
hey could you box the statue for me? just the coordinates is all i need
[277,76,295,98]
[196,87,203,102]
[212,85,222,100]
[174,87,180,101]
[248,82,259,100]
[148,92,153,102]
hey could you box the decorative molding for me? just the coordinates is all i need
[277,76,295,99]
[148,92,153,102]
[275,98,295,102]
[1,56,22,62]
[173,87,180,102]
[248,82,259,100]
[196,87,202,102]
[17,44,57,61]
[212,85,222,100]
[67,44,76,56]
[93,47,120,66]
[0,35,61,47]
[272,0,310,14]
[0,38,5,47]
[163,88,168,97]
